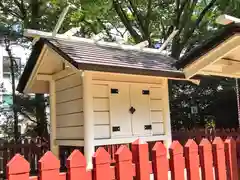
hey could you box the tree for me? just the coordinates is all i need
[1,0,240,134]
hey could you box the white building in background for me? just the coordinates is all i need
[0,44,29,137]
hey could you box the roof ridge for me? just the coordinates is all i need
[24,29,175,57]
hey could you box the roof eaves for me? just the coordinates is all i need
[17,39,45,92]
[175,23,240,69]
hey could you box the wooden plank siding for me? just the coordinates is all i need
[92,84,111,139]
[55,73,83,140]
[149,87,164,135]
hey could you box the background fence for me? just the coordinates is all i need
[172,128,240,144]
[0,138,48,178]
[6,137,239,180]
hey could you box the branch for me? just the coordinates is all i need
[178,0,197,35]
[160,18,166,39]
[97,18,115,41]
[175,0,188,30]
[110,23,125,37]
[127,0,145,36]
[82,19,98,34]
[145,0,152,45]
[112,0,142,43]
[15,0,27,19]
[19,110,37,124]
[0,2,22,19]
[182,0,217,45]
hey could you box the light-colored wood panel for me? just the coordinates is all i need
[151,111,163,123]
[93,84,109,98]
[150,99,163,111]
[109,83,132,138]
[94,112,109,125]
[92,72,163,84]
[150,87,162,99]
[56,85,82,103]
[38,49,63,74]
[56,99,83,115]
[94,125,110,139]
[57,113,84,127]
[93,98,109,111]
[56,126,83,139]
[56,73,81,92]
[53,68,75,80]
[152,123,164,135]
[130,84,151,136]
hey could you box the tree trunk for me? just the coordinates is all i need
[35,94,48,138]
[29,0,49,140]
[5,38,19,142]
[171,37,183,59]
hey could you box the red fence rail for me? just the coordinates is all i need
[6,137,239,180]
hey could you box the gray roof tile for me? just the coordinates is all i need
[49,39,179,72]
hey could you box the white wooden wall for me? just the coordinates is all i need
[55,73,83,140]
[92,72,168,140]
[54,71,171,144]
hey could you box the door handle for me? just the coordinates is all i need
[129,106,136,114]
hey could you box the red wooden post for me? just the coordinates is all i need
[67,150,90,180]
[131,139,150,180]
[169,141,184,180]
[212,137,227,180]
[184,139,200,180]
[93,147,111,180]
[115,145,133,180]
[39,151,62,180]
[199,138,214,180]
[7,154,30,180]
[152,142,168,180]
[224,138,238,180]
[236,136,240,168]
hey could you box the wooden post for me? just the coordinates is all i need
[131,139,150,180]
[169,141,184,180]
[7,154,30,180]
[115,145,133,180]
[184,139,200,180]
[199,138,214,180]
[82,71,94,169]
[67,150,91,180]
[224,138,238,180]
[152,142,168,180]
[92,147,111,180]
[39,151,62,180]
[212,137,227,180]
[49,80,59,157]
[163,78,172,148]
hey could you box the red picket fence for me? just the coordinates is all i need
[6,137,239,180]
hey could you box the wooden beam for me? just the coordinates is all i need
[183,35,240,79]
[52,68,75,80]
[200,70,240,78]
[24,45,48,93]
[222,61,240,74]
[36,74,53,81]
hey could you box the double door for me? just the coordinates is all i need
[110,83,152,138]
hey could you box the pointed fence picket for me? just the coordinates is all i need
[6,137,239,180]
